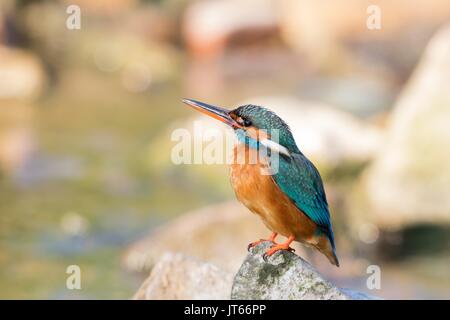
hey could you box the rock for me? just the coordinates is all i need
[232,241,377,300]
[123,200,361,279]
[123,201,268,273]
[361,24,450,229]
[133,252,233,300]
[133,243,378,300]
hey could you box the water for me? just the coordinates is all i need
[0,66,229,298]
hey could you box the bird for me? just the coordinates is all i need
[182,98,340,267]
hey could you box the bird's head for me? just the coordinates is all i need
[182,98,300,155]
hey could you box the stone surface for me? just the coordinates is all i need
[361,24,450,229]
[123,200,366,279]
[133,243,377,300]
[133,252,233,300]
[232,241,376,300]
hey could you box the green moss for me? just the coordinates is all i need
[257,253,295,285]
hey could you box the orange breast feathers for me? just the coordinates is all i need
[229,137,318,244]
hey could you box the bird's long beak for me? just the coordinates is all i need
[182,98,242,129]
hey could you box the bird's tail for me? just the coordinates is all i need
[325,249,340,267]
[317,234,340,267]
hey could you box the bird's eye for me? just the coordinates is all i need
[243,118,252,127]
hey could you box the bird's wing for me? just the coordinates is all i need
[272,152,333,235]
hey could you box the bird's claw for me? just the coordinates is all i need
[247,239,273,252]
[247,242,258,252]
[262,245,295,261]
[247,241,259,252]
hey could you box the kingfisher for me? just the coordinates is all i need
[182,98,340,267]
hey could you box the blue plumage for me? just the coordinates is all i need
[233,104,336,249]
[273,152,336,249]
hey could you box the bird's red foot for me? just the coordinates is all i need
[262,235,295,261]
[247,232,278,251]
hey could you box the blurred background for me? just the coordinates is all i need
[0,0,449,299]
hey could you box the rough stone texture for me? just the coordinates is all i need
[123,201,349,276]
[362,24,450,229]
[133,252,233,300]
[123,201,369,280]
[232,242,376,300]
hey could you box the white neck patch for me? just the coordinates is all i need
[259,138,291,157]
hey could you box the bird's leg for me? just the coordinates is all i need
[247,232,278,251]
[263,235,296,261]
